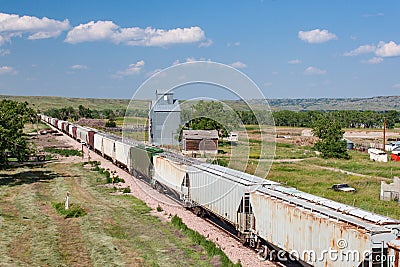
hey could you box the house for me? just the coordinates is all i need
[148,90,181,146]
[182,129,219,156]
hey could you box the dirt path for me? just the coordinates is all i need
[311,165,391,181]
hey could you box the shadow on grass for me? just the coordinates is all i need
[0,169,59,187]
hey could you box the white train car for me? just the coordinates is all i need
[93,133,117,162]
[115,140,131,170]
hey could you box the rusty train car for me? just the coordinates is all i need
[40,114,400,267]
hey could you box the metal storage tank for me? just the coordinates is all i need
[149,90,181,146]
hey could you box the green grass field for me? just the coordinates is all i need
[0,162,233,266]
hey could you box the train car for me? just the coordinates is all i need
[68,124,74,137]
[153,154,276,233]
[153,153,190,200]
[50,118,58,128]
[76,126,96,149]
[115,140,131,170]
[388,240,400,266]
[57,120,65,131]
[93,133,118,162]
[62,121,69,133]
[250,186,400,267]
[72,125,77,139]
[130,146,163,183]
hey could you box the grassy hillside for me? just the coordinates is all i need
[2,94,400,112]
[0,95,134,112]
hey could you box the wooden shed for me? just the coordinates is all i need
[182,130,219,156]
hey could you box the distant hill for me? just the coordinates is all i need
[1,95,400,112]
[266,96,400,111]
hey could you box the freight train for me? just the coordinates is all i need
[41,115,400,267]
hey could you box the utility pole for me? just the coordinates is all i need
[383,117,386,151]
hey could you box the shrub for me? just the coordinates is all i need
[44,147,82,157]
[156,204,163,212]
[52,202,87,218]
[123,187,131,193]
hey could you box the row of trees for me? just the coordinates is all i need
[272,110,399,129]
[45,105,148,121]
[44,105,126,121]
[0,100,36,164]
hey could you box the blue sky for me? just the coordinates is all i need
[0,0,400,99]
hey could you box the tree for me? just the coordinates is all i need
[312,116,350,159]
[182,100,239,138]
[0,100,36,164]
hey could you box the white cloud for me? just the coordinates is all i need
[0,66,16,75]
[172,59,180,65]
[375,41,400,57]
[65,20,205,47]
[298,29,337,44]
[345,41,400,58]
[198,38,213,47]
[70,64,88,70]
[392,83,400,89]
[0,12,70,45]
[288,59,301,64]
[113,60,144,78]
[344,44,376,56]
[230,61,247,69]
[304,66,326,75]
[362,57,383,64]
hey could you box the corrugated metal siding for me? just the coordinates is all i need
[153,155,187,193]
[68,124,74,136]
[93,133,103,154]
[115,141,130,167]
[130,146,153,178]
[102,135,116,162]
[188,163,251,224]
[251,191,372,267]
